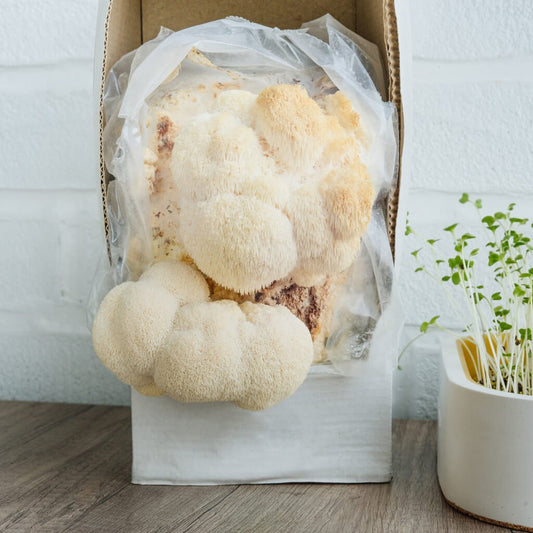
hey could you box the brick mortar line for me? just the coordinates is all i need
[407,188,533,199]
[0,58,93,93]
[0,189,100,220]
[0,306,93,336]
[0,189,97,196]
[0,188,96,194]
[0,57,93,72]
[413,55,533,83]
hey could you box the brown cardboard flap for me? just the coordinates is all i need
[98,0,142,253]
[104,0,142,79]
[100,0,402,256]
[383,0,402,254]
[142,0,356,40]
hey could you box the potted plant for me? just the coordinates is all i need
[405,194,533,530]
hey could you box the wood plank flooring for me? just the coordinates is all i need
[0,401,519,532]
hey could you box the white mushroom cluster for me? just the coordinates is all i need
[95,82,375,409]
[171,84,374,293]
[92,261,314,410]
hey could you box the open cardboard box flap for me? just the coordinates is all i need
[96,0,403,256]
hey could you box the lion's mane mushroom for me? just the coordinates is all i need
[168,83,374,294]
[180,194,298,295]
[134,75,375,368]
[92,261,314,410]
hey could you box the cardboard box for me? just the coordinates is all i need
[94,0,409,484]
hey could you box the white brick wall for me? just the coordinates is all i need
[394,0,533,418]
[409,0,533,60]
[0,1,531,417]
[0,0,129,405]
[0,0,100,65]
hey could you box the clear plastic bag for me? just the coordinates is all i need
[93,14,400,379]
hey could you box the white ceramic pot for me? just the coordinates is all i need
[438,337,533,531]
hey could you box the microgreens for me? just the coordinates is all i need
[402,194,533,396]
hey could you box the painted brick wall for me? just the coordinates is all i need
[0,0,130,405]
[0,1,531,416]
[393,0,533,418]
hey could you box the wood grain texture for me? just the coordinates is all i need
[0,401,520,532]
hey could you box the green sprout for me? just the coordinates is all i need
[402,194,533,396]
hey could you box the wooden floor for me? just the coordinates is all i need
[0,401,518,532]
